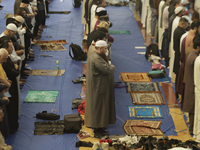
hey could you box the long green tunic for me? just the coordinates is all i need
[85,51,116,128]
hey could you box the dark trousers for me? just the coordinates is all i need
[162,29,170,67]
[40,10,46,26]
[21,34,30,74]
[45,0,49,13]
[189,113,194,134]
[33,13,41,38]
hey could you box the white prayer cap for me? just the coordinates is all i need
[6,23,18,32]
[175,6,183,14]
[182,15,192,23]
[95,40,107,47]
[96,7,106,13]
[15,16,24,23]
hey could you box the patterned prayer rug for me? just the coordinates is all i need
[40,43,66,51]
[24,91,59,103]
[26,69,65,76]
[48,11,71,14]
[127,82,160,93]
[120,72,151,82]
[36,40,68,45]
[128,106,163,118]
[123,120,163,136]
[109,30,131,34]
[161,82,179,108]
[130,92,165,105]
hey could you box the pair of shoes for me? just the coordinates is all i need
[0,5,4,10]
[94,132,104,139]
[72,75,86,84]
[75,141,93,147]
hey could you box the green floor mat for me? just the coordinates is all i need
[109,30,131,34]
[24,91,59,103]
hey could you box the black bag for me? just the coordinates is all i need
[72,0,81,8]
[145,43,160,59]
[72,98,84,109]
[69,43,87,61]
[64,114,83,133]
[36,111,60,120]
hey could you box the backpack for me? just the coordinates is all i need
[64,114,83,133]
[72,0,81,8]
[145,44,160,60]
[69,43,87,61]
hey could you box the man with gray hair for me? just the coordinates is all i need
[85,40,116,138]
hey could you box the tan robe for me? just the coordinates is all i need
[85,51,115,128]
[194,55,200,141]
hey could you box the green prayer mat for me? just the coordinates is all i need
[24,91,59,103]
[48,11,71,14]
[109,30,131,34]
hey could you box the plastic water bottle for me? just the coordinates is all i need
[148,54,151,62]
[56,60,59,70]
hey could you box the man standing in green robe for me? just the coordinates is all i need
[85,40,116,138]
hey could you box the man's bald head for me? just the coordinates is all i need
[0,48,8,63]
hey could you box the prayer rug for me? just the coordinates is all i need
[128,106,163,118]
[127,82,160,93]
[48,11,71,14]
[109,30,131,34]
[27,69,65,76]
[24,91,59,103]
[120,72,151,82]
[40,43,67,51]
[130,92,165,105]
[123,120,163,136]
[36,40,68,45]
[161,82,179,108]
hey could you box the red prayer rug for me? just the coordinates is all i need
[123,120,163,136]
[120,72,151,82]
[161,82,179,108]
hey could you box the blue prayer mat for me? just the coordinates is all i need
[128,106,163,118]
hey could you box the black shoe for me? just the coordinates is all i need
[94,132,104,139]
[98,128,109,135]
[24,68,30,71]
[21,75,28,79]
[0,5,4,10]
